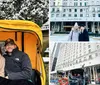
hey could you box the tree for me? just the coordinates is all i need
[0,0,49,27]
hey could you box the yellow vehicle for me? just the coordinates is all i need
[0,20,46,85]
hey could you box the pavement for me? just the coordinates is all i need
[50,82,100,85]
[50,34,100,42]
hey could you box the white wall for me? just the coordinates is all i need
[55,43,100,71]
[50,0,100,21]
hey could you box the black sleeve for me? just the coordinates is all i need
[84,29,89,41]
[8,53,32,80]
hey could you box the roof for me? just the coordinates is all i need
[0,20,42,44]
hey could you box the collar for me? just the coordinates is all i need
[6,47,19,57]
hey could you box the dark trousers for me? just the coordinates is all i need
[0,77,34,85]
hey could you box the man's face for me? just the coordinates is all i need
[81,26,84,30]
[5,44,16,53]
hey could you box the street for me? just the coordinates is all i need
[50,34,100,42]
[50,82,100,85]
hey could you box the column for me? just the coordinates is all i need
[93,66,96,80]
[59,22,61,32]
[95,66,98,80]
[54,22,57,32]
[86,22,88,30]
[56,22,59,32]
[61,22,64,32]
[64,71,66,77]
[51,22,54,34]
[97,22,100,33]
[58,22,60,32]
[92,22,95,33]
[90,67,92,82]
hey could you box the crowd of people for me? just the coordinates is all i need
[50,71,89,85]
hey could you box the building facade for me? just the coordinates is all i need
[55,43,100,81]
[50,43,61,71]
[50,0,100,33]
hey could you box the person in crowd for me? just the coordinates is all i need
[79,26,89,41]
[68,23,80,41]
[0,47,5,77]
[58,75,63,85]
[4,38,32,80]
[76,74,82,85]
[0,38,34,85]
[85,74,89,85]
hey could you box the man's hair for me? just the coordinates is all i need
[5,38,16,46]
[0,47,2,55]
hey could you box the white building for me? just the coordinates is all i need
[50,0,100,33]
[41,21,49,30]
[55,42,100,82]
[50,43,61,71]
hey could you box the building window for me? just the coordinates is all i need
[80,2,82,6]
[53,2,55,6]
[84,57,87,61]
[74,14,77,17]
[79,59,82,63]
[92,8,95,12]
[63,14,66,17]
[63,9,66,12]
[57,8,60,12]
[69,9,71,12]
[97,8,100,12]
[89,49,91,53]
[93,14,95,17]
[88,45,91,48]
[89,55,92,60]
[56,14,59,17]
[74,2,78,6]
[86,9,88,12]
[97,45,99,49]
[84,2,87,6]
[80,9,83,12]
[69,14,71,17]
[75,9,77,12]
[58,2,60,5]
[52,8,55,12]
[98,14,100,17]
[51,14,54,17]
[80,14,83,17]
[76,60,78,64]
[95,53,98,57]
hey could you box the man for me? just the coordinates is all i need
[0,47,5,77]
[79,26,89,41]
[4,38,32,80]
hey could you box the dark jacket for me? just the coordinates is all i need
[79,29,89,41]
[0,77,34,85]
[4,48,32,80]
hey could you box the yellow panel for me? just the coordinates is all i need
[0,32,22,50]
[0,20,42,45]
[0,20,46,85]
[24,33,37,69]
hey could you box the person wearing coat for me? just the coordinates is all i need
[0,47,5,77]
[79,26,89,41]
[68,23,80,41]
[0,39,34,85]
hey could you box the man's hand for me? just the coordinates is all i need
[5,76,8,79]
